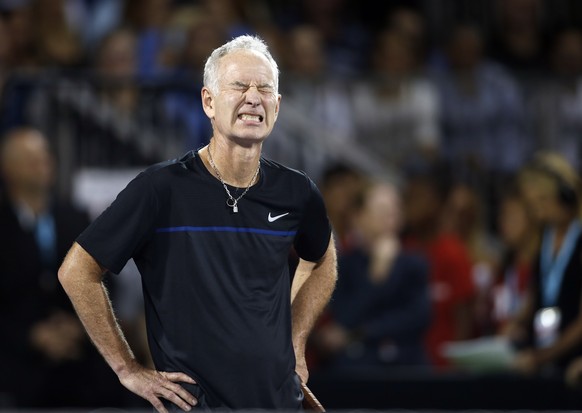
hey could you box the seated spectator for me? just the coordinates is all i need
[0,127,124,408]
[442,181,501,336]
[162,11,226,152]
[33,27,181,169]
[487,0,547,83]
[506,151,582,377]
[0,1,41,135]
[432,23,530,183]
[352,28,440,176]
[30,0,83,68]
[491,186,540,334]
[401,161,476,368]
[272,24,357,182]
[275,0,372,78]
[303,161,367,372]
[122,0,174,78]
[313,179,431,372]
[318,162,366,255]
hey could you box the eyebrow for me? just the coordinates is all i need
[230,81,273,89]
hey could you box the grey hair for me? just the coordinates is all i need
[203,35,279,95]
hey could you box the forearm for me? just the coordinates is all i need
[291,238,337,353]
[58,243,136,377]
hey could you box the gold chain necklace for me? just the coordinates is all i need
[207,144,260,213]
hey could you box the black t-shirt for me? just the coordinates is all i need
[77,150,331,409]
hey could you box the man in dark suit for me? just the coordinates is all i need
[0,127,122,408]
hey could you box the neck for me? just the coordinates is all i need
[202,137,262,187]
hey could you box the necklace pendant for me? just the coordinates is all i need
[226,198,238,213]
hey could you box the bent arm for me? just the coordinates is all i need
[58,242,196,413]
[291,237,338,382]
[58,242,136,376]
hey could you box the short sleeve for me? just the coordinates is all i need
[293,177,331,262]
[76,172,159,274]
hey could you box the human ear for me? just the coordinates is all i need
[201,87,215,119]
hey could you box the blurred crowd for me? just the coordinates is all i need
[2,0,582,410]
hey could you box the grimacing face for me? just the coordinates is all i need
[202,50,281,144]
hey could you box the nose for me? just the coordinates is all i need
[244,85,261,107]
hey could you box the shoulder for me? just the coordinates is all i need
[260,157,317,193]
[260,157,309,179]
[141,151,195,179]
[129,151,197,192]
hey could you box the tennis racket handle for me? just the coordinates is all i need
[301,382,326,412]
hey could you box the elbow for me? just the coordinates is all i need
[57,243,104,291]
[58,260,74,292]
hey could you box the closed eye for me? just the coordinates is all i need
[229,82,274,94]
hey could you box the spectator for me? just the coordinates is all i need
[318,161,367,255]
[302,161,366,372]
[441,181,501,336]
[276,0,371,78]
[352,28,440,176]
[528,26,582,172]
[198,0,261,39]
[314,179,431,372]
[488,0,547,84]
[162,10,226,152]
[67,27,179,167]
[432,23,530,183]
[64,0,125,50]
[491,187,540,334]
[272,24,356,179]
[122,0,173,78]
[401,161,476,368]
[0,0,38,69]
[0,127,123,408]
[0,0,41,135]
[30,0,83,68]
[385,6,429,67]
[507,151,582,377]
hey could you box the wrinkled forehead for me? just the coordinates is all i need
[217,50,277,86]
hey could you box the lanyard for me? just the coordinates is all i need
[540,220,582,307]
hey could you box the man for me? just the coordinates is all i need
[58,35,338,411]
[0,127,122,407]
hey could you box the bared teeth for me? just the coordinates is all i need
[240,114,261,121]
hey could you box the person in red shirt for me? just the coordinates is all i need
[401,163,476,368]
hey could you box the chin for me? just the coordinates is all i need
[231,134,269,146]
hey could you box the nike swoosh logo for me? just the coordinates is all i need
[268,212,289,222]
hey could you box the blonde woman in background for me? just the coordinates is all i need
[507,151,582,377]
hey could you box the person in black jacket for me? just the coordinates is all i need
[0,126,123,408]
